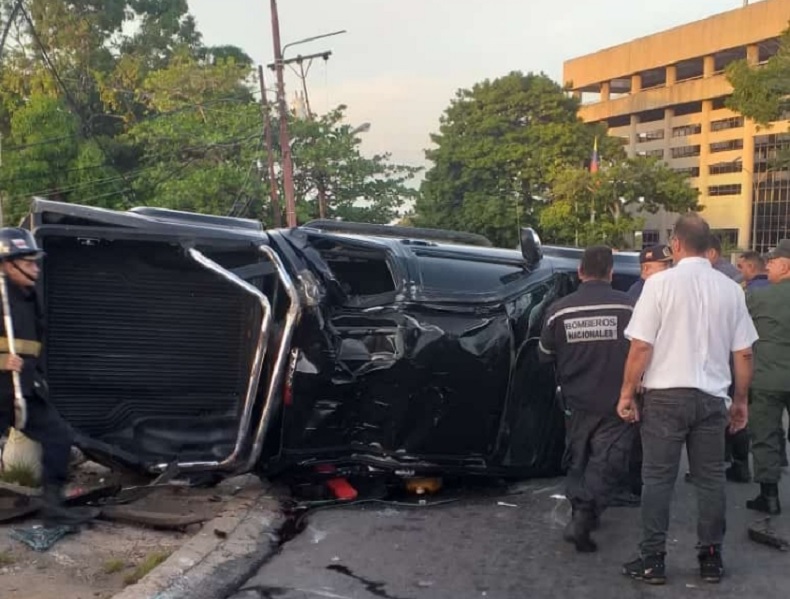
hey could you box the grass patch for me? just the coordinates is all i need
[0,463,39,488]
[123,551,171,586]
[0,550,16,567]
[102,558,126,575]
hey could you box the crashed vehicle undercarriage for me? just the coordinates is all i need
[21,199,640,483]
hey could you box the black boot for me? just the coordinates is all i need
[726,460,751,483]
[746,483,781,515]
[39,484,98,528]
[562,509,597,553]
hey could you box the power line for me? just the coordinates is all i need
[1,97,260,154]
[0,0,23,63]
[1,126,262,190]
[6,165,155,201]
[18,2,137,205]
[228,136,266,218]
[5,130,263,201]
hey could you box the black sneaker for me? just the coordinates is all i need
[622,554,666,585]
[698,546,724,583]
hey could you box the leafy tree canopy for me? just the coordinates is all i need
[413,71,618,247]
[0,0,416,226]
[542,158,699,248]
[727,26,790,126]
[413,71,698,247]
[727,25,790,170]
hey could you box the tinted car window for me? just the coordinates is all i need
[416,255,526,293]
[612,272,639,293]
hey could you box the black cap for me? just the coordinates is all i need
[766,239,790,260]
[639,244,673,264]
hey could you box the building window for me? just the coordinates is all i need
[642,230,660,245]
[710,139,744,153]
[711,97,728,110]
[711,229,739,250]
[709,161,743,175]
[710,116,744,132]
[671,145,701,158]
[753,176,790,254]
[637,130,665,143]
[672,124,701,137]
[637,149,665,159]
[708,184,742,197]
[674,166,700,177]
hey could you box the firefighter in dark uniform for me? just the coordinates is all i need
[0,228,93,527]
[539,245,637,552]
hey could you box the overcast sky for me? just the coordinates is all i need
[189,0,755,171]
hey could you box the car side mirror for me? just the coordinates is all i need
[520,227,543,270]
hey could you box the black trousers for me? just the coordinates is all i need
[0,393,73,487]
[725,428,750,464]
[639,389,727,555]
[564,409,637,515]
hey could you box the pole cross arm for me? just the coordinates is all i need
[268,50,333,70]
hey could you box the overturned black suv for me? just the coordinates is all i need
[21,199,639,481]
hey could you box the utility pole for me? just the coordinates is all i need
[267,50,336,220]
[269,0,297,228]
[257,65,282,227]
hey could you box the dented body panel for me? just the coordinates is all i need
[22,200,640,480]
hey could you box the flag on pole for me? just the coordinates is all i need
[590,137,600,174]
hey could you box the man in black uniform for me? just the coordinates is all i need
[539,245,636,552]
[0,227,93,527]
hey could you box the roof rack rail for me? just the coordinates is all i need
[301,219,493,247]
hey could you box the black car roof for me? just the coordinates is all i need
[25,201,640,278]
[298,224,640,277]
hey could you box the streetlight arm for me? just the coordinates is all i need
[281,29,347,58]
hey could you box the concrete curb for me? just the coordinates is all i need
[111,486,285,599]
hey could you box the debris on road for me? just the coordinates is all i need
[0,460,271,599]
[9,525,76,552]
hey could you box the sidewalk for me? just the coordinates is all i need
[0,467,284,599]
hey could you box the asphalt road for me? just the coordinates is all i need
[229,468,789,599]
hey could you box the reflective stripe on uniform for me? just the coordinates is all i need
[0,337,41,357]
[538,340,555,355]
[547,303,633,327]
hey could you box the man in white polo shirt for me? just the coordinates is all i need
[616,213,758,585]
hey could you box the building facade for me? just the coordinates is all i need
[563,0,790,252]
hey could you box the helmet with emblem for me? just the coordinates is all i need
[0,228,45,262]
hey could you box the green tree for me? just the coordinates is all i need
[726,26,790,169]
[541,157,699,247]
[413,71,620,247]
[289,106,420,224]
[0,1,415,227]
[727,26,790,126]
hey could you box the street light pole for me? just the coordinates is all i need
[269,0,297,227]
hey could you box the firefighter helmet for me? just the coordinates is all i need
[0,228,44,261]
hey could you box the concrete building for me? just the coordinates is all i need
[563,0,790,252]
